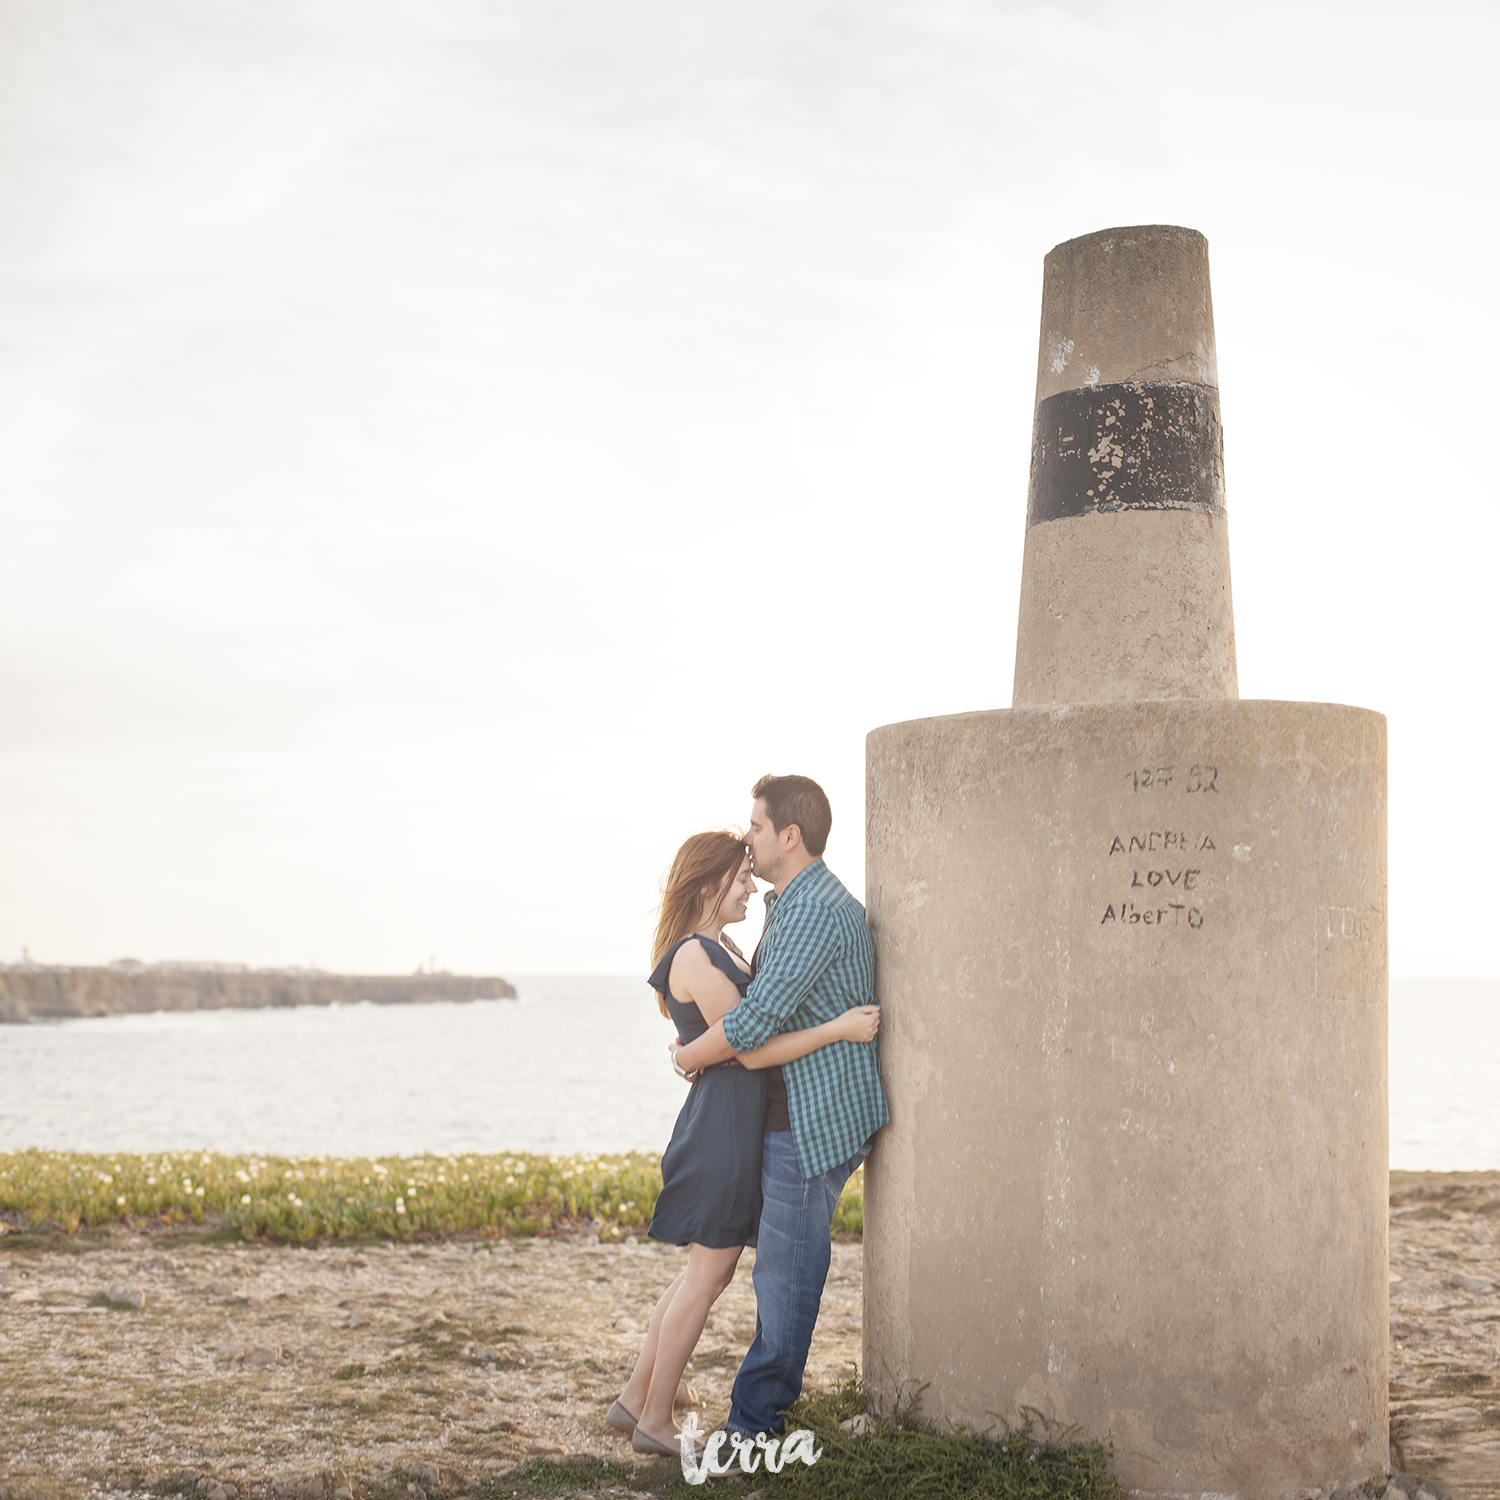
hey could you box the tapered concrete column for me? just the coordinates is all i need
[865,227,1388,1500]
[1014,226,1237,704]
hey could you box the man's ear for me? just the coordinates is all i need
[783,823,803,851]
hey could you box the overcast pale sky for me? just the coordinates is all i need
[1,0,1495,977]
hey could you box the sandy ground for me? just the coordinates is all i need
[1388,1175,1500,1500]
[0,1177,1495,1500]
[0,1231,859,1499]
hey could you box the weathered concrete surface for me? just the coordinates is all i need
[1014,510,1236,704]
[1032,225,1218,400]
[865,699,1388,1499]
[0,971,516,1025]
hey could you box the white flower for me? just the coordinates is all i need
[116,1195,126,1206]
[241,1195,252,1205]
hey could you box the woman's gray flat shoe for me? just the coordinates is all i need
[606,1399,638,1434]
[632,1424,693,1458]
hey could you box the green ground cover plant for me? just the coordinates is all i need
[488,1376,1121,1499]
[0,1149,864,1243]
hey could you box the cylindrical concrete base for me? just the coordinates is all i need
[864,700,1387,1500]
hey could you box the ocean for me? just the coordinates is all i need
[0,975,1496,1170]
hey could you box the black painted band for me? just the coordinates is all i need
[1027,381,1224,528]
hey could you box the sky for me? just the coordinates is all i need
[0,0,1496,977]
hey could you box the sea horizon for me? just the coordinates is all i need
[1,974,1496,1171]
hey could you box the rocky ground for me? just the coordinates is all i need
[0,1230,859,1500]
[1388,1175,1500,1500]
[0,1175,1495,1500]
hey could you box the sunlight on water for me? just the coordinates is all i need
[0,976,686,1157]
[0,975,1496,1168]
[1389,977,1500,1170]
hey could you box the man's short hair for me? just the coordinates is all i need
[751,773,832,858]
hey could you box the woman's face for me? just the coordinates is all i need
[715,853,756,927]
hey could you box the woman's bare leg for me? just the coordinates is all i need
[618,1271,684,1417]
[636,1244,742,1443]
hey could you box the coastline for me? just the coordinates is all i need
[0,970,516,1024]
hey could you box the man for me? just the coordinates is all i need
[671,772,889,1440]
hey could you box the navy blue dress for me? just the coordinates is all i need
[647,935,767,1249]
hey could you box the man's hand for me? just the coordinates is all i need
[668,1037,701,1083]
[833,1005,881,1044]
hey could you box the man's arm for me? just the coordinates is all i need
[721,901,842,1052]
[675,1003,880,1074]
[674,1017,735,1073]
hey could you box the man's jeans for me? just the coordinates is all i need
[727,1130,867,1437]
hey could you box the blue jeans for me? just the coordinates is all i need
[727,1130,867,1437]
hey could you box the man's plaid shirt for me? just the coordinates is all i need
[722,858,889,1178]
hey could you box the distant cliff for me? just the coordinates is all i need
[0,967,517,1023]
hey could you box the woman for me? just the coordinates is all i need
[608,829,880,1457]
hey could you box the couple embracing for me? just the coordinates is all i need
[607,773,889,1458]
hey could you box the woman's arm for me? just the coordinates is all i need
[670,940,748,1027]
[675,1006,879,1075]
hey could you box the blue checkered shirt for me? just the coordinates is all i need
[721,858,889,1178]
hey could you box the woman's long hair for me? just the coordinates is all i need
[651,830,747,1018]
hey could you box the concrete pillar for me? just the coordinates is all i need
[1013,226,1237,704]
[864,227,1388,1500]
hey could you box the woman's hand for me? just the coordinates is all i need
[834,1005,881,1043]
[668,1038,701,1082]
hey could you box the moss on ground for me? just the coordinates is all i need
[477,1377,1121,1500]
[0,1149,867,1246]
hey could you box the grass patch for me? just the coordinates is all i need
[0,1149,863,1248]
[483,1376,1119,1498]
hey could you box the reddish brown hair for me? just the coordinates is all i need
[650,830,748,1018]
[751,773,831,858]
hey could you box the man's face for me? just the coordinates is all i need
[747,797,789,884]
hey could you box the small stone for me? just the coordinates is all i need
[206,1487,228,1500]
[245,1346,279,1368]
[838,1412,874,1437]
[409,1466,440,1489]
[221,1487,238,1499]
[331,1488,352,1500]
[1445,1272,1495,1294]
[270,1476,325,1500]
[103,1284,146,1309]
[525,1441,565,1456]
